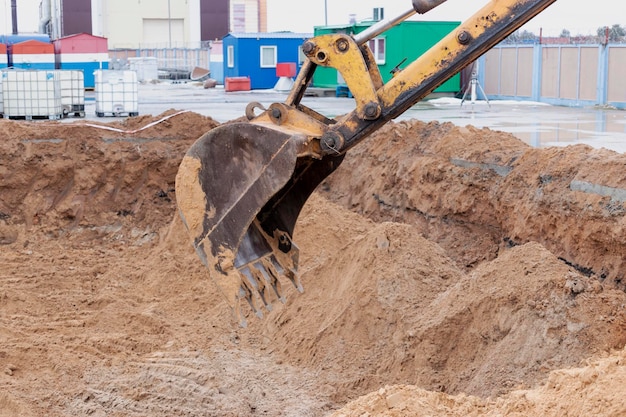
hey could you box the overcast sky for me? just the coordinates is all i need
[266,0,622,36]
[1,0,623,37]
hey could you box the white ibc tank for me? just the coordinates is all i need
[1,70,63,119]
[128,57,159,82]
[94,70,139,117]
[0,71,3,116]
[58,70,85,117]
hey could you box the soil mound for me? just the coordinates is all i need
[328,347,626,417]
[0,110,217,240]
[0,115,624,416]
[259,202,625,401]
[321,120,626,288]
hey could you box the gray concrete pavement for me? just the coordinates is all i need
[78,81,626,153]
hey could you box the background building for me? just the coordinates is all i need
[38,0,267,48]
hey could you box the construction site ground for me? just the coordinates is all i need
[1,82,625,416]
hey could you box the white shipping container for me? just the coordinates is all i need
[58,70,85,117]
[1,70,63,119]
[94,70,139,117]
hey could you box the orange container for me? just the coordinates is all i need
[225,76,251,92]
[12,39,54,55]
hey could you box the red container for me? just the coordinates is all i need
[225,76,251,92]
[276,62,297,78]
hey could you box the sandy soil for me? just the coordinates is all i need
[0,111,624,416]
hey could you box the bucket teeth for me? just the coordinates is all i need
[269,256,303,294]
[249,263,275,310]
[235,252,301,320]
[285,267,304,293]
[240,274,265,319]
[235,287,248,328]
[260,257,287,303]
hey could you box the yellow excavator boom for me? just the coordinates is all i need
[175,0,557,326]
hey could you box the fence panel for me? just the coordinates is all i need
[608,47,626,103]
[517,47,534,97]
[484,49,501,95]
[540,47,560,98]
[579,47,598,101]
[485,43,626,108]
[109,48,211,77]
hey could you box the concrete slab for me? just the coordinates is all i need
[75,81,626,153]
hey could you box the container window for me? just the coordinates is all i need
[260,45,277,68]
[298,45,307,65]
[227,45,235,68]
[367,37,386,65]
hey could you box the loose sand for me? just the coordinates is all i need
[0,111,624,416]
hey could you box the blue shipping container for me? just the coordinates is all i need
[223,32,311,90]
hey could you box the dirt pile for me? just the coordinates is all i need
[328,346,626,417]
[321,120,626,288]
[0,113,624,416]
[264,215,625,401]
[0,110,218,238]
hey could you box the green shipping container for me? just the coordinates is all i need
[312,20,461,94]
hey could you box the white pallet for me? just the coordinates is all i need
[94,70,139,117]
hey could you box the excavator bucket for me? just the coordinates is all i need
[175,122,343,326]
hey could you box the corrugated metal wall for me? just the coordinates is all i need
[61,0,92,37]
[200,0,229,41]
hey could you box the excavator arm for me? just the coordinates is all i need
[175,0,557,326]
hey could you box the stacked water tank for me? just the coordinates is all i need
[0,34,57,119]
[94,70,139,117]
[58,70,85,117]
[0,32,117,119]
[0,34,87,119]
[2,70,63,119]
